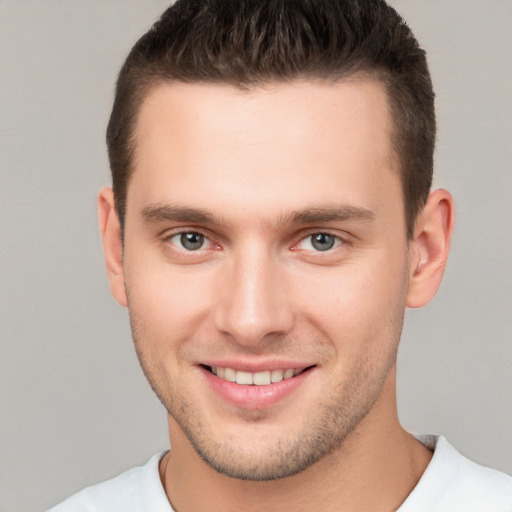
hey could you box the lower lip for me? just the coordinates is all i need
[201,367,313,410]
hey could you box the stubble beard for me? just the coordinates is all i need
[127,276,407,481]
[172,360,398,481]
[130,327,403,482]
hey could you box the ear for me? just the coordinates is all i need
[98,187,127,307]
[406,189,455,308]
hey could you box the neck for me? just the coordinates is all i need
[160,375,432,512]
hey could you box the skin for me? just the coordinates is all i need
[99,80,454,511]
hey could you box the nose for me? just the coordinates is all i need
[212,248,294,347]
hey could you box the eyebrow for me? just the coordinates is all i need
[285,205,375,225]
[140,203,375,227]
[141,204,221,225]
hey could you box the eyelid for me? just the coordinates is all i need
[161,227,350,254]
[163,228,217,252]
[292,230,348,252]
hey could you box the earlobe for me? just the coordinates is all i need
[98,187,127,307]
[406,189,455,309]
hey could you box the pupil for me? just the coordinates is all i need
[312,233,335,251]
[181,232,204,250]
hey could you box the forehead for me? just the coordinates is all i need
[128,80,401,228]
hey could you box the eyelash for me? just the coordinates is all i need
[294,232,344,252]
[166,231,216,252]
[164,229,347,254]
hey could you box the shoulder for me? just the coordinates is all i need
[400,435,512,512]
[47,451,173,512]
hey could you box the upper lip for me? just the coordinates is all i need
[199,359,316,373]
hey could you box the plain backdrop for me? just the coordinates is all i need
[0,1,511,511]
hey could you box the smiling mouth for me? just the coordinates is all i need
[201,365,315,386]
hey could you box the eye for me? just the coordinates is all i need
[297,233,342,252]
[169,232,208,251]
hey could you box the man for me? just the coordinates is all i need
[49,0,511,510]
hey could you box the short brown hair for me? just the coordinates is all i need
[107,0,435,239]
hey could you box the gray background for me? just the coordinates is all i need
[0,1,510,511]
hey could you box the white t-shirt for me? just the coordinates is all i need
[48,436,512,511]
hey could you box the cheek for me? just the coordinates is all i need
[125,263,216,399]
[294,256,408,354]
[124,254,215,345]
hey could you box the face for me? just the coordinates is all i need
[121,80,412,480]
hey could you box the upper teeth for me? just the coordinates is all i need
[211,367,304,385]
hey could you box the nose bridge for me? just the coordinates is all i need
[213,243,294,345]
